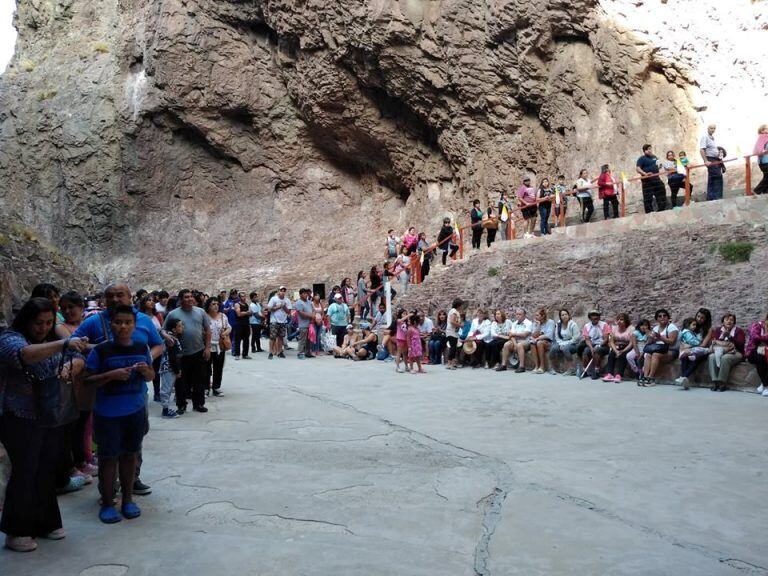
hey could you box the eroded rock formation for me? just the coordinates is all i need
[0,0,764,291]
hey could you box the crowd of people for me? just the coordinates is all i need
[0,124,767,554]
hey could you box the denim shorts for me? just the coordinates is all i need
[94,409,145,459]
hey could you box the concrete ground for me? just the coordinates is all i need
[2,352,768,576]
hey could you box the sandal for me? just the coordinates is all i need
[99,505,122,524]
[121,502,141,520]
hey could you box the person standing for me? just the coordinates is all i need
[294,288,315,359]
[248,293,264,353]
[416,233,432,280]
[204,297,229,397]
[483,206,499,245]
[636,145,667,212]
[575,169,595,222]
[0,299,89,551]
[498,191,513,240]
[267,286,292,359]
[232,292,251,360]
[752,124,768,195]
[327,293,350,347]
[437,217,459,265]
[597,165,620,219]
[517,177,537,238]
[470,199,484,249]
[537,179,554,235]
[700,124,723,200]
[161,289,211,414]
[662,151,686,207]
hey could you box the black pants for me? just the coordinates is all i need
[332,325,347,346]
[748,350,768,385]
[442,245,458,265]
[471,227,483,249]
[152,355,161,397]
[486,228,498,246]
[207,350,225,390]
[668,178,685,207]
[421,257,431,279]
[755,163,768,195]
[487,338,506,367]
[250,324,263,352]
[681,354,707,378]
[579,197,594,222]
[470,341,487,367]
[234,323,250,357]
[177,351,207,409]
[446,336,459,361]
[604,350,628,377]
[0,414,63,537]
[603,196,619,219]
[641,177,667,213]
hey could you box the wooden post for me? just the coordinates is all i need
[458,227,464,260]
[745,156,753,196]
[559,197,566,228]
[619,181,626,217]
[684,166,692,205]
[412,255,421,285]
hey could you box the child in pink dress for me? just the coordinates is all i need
[395,309,410,373]
[407,315,426,373]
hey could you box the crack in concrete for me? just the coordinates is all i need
[175,478,220,491]
[207,418,249,424]
[287,387,513,576]
[525,482,768,574]
[311,483,374,496]
[243,431,395,443]
[185,500,354,535]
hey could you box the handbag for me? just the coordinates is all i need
[218,316,231,350]
[23,351,78,428]
[643,342,669,355]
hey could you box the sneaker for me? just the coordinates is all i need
[162,408,179,419]
[72,469,93,485]
[564,368,576,376]
[297,353,305,359]
[212,389,223,397]
[762,389,768,397]
[132,479,152,495]
[268,353,274,359]
[674,377,684,385]
[153,394,161,403]
[602,374,615,382]
[58,475,87,494]
[41,528,66,540]
[177,405,186,415]
[612,374,622,383]
[79,462,99,477]
[193,405,209,413]
[514,367,526,373]
[278,352,286,358]
[5,536,38,552]
[548,369,557,375]
[494,365,507,372]
[679,377,689,390]
[758,384,765,394]
[234,356,241,361]
[575,366,583,378]
[533,368,544,374]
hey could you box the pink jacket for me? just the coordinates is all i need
[753,134,768,163]
[746,321,768,358]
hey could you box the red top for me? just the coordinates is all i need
[597,172,617,199]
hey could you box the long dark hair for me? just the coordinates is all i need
[31,283,60,300]
[370,266,382,288]
[696,307,712,337]
[11,297,57,342]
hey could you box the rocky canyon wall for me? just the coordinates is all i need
[0,0,765,296]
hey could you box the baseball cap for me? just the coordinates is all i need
[334,293,342,300]
[279,286,287,291]
[346,324,354,330]
[588,309,601,318]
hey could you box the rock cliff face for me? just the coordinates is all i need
[0,0,764,291]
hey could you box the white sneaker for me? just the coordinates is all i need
[5,536,37,552]
[674,377,684,384]
[762,389,768,397]
[758,384,765,394]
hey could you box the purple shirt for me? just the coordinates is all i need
[517,185,536,205]
[745,321,768,358]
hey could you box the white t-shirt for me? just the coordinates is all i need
[268,295,292,324]
[419,317,434,335]
[510,318,533,336]
[654,322,679,349]
[446,308,461,338]
[576,178,592,199]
